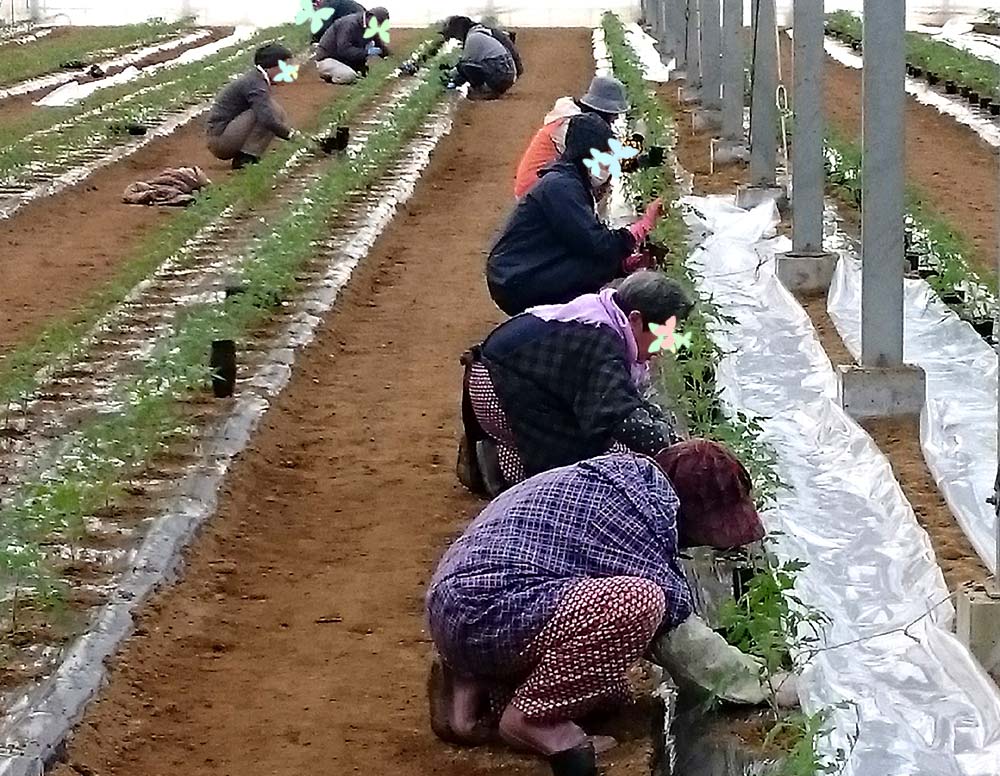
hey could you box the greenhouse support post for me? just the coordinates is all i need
[837,0,926,419]
[668,0,687,73]
[700,0,722,111]
[776,0,836,292]
[681,0,703,101]
[736,0,784,208]
[720,0,745,143]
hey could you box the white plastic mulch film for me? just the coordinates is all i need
[825,220,1000,577]
[683,196,1000,774]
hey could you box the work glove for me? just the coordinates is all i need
[629,198,664,244]
[651,614,800,708]
[623,249,654,274]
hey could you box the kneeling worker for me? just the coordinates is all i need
[316,6,391,84]
[442,15,522,100]
[206,43,296,170]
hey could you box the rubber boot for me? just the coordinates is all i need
[475,439,506,497]
[456,433,487,496]
[549,743,598,776]
[232,151,261,170]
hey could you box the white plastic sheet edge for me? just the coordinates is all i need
[824,209,1000,576]
[684,194,1000,776]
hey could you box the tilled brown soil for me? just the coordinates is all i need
[46,29,652,776]
[0,38,417,354]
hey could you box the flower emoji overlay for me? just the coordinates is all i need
[274,60,300,83]
[296,0,334,34]
[648,317,692,355]
[364,16,391,45]
[583,138,640,181]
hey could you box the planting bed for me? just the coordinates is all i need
[0,27,668,776]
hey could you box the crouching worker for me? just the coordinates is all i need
[310,0,366,44]
[427,444,794,776]
[442,15,522,100]
[457,271,691,497]
[487,113,663,316]
[514,75,629,199]
[316,6,390,84]
[206,44,296,170]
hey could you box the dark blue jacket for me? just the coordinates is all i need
[311,0,366,43]
[486,160,636,316]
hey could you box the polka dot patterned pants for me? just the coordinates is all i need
[511,577,666,722]
[467,363,629,488]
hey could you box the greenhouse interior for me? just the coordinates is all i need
[1,1,1000,775]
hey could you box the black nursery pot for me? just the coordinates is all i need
[334,125,350,149]
[981,96,993,110]
[945,80,958,94]
[927,72,941,85]
[126,123,147,136]
[906,64,915,76]
[969,91,981,104]
[647,145,665,167]
[971,318,995,338]
[961,85,972,98]
[941,290,965,306]
[917,266,937,279]
[912,66,923,77]
[210,340,237,398]
[851,40,862,51]
[905,251,920,272]
[991,103,1000,116]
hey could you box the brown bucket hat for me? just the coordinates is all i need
[654,439,766,549]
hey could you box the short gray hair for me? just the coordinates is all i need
[615,271,693,326]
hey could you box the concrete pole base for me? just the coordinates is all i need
[670,66,688,82]
[736,184,787,211]
[836,363,926,419]
[776,251,837,294]
[692,108,723,132]
[679,86,703,104]
[957,585,1000,676]
[711,140,750,167]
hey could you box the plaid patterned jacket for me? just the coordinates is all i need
[426,454,694,677]
[480,318,668,476]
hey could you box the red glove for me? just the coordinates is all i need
[623,249,654,274]
[629,198,664,243]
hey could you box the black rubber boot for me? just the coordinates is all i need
[549,743,597,776]
[232,151,261,170]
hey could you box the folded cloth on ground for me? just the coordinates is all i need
[123,166,211,207]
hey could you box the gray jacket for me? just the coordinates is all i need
[206,68,291,140]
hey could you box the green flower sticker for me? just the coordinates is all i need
[364,16,391,45]
[649,317,692,354]
[296,0,334,34]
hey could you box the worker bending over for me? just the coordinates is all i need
[427,443,794,776]
[458,271,691,497]
[311,0,366,44]
[206,43,296,170]
[514,75,629,199]
[441,15,522,100]
[316,6,391,84]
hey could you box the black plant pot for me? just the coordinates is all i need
[969,91,981,104]
[912,66,923,77]
[210,340,237,398]
[961,85,972,98]
[126,123,147,136]
[917,266,937,279]
[991,103,1000,116]
[851,40,862,51]
[927,72,940,86]
[971,318,995,338]
[906,64,916,76]
[945,80,958,94]
[941,290,965,306]
[905,251,920,272]
[647,145,665,167]
[981,97,993,110]
[320,126,350,154]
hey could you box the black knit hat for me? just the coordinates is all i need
[254,43,292,70]
[441,15,475,40]
[563,113,615,164]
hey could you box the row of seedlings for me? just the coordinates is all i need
[603,12,847,776]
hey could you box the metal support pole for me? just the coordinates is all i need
[995,148,1000,591]
[686,0,702,88]
[721,0,744,141]
[749,0,777,186]
[791,0,825,253]
[861,0,905,367]
[701,0,722,109]
[670,0,687,70]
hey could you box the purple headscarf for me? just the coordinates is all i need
[526,288,649,386]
